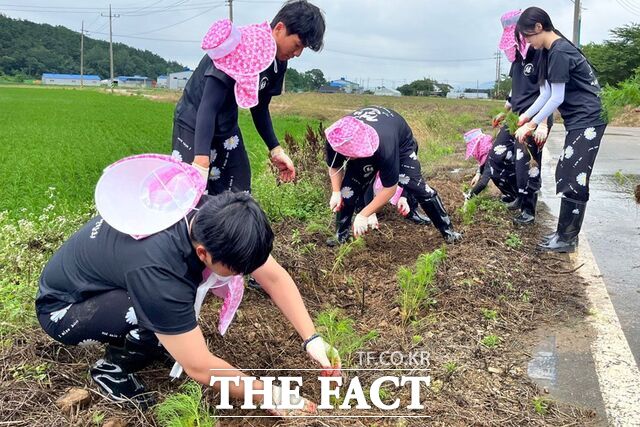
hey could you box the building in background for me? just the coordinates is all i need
[373,86,401,97]
[169,70,193,90]
[446,91,489,100]
[117,75,151,88]
[329,77,362,94]
[156,75,168,88]
[41,73,101,86]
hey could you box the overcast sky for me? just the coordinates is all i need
[2,0,637,89]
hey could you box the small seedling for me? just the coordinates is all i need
[154,381,215,427]
[443,361,458,375]
[521,290,532,303]
[10,363,49,383]
[291,228,302,246]
[532,396,550,416]
[505,233,523,249]
[92,411,105,426]
[613,169,628,186]
[412,335,423,345]
[481,334,501,348]
[398,248,446,324]
[330,237,366,275]
[429,379,444,394]
[315,308,378,366]
[481,308,498,321]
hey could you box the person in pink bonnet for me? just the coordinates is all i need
[171,0,325,195]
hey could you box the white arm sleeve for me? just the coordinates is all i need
[532,83,565,125]
[522,82,551,119]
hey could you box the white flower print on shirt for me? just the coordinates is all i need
[171,150,182,162]
[341,186,354,199]
[528,167,540,178]
[505,150,513,161]
[409,152,418,160]
[576,172,587,186]
[493,145,507,155]
[49,304,72,323]
[78,339,101,347]
[564,146,574,160]
[129,329,140,340]
[223,135,240,150]
[210,149,218,162]
[210,166,221,181]
[572,209,581,215]
[398,174,410,185]
[125,307,138,325]
[584,128,597,141]
[516,149,524,160]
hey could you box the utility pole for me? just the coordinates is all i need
[102,4,120,93]
[573,0,582,47]
[227,0,233,21]
[80,20,84,88]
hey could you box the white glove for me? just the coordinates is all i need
[353,213,368,237]
[329,191,342,212]
[305,335,342,376]
[463,191,473,201]
[397,197,410,216]
[192,162,209,181]
[515,122,537,143]
[367,213,379,230]
[533,122,549,146]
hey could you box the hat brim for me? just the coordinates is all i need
[95,154,206,236]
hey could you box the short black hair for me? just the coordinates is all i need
[191,192,274,275]
[271,0,325,51]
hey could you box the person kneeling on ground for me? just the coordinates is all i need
[325,106,462,245]
[36,157,339,415]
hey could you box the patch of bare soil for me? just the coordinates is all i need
[0,168,598,426]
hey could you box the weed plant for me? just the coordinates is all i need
[314,308,378,366]
[154,381,215,427]
[397,248,447,324]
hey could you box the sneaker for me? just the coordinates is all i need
[90,359,155,408]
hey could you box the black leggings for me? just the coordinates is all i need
[172,123,252,194]
[37,289,157,347]
[488,126,518,198]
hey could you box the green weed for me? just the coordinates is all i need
[10,362,50,383]
[92,412,105,426]
[532,396,550,416]
[481,308,498,321]
[314,308,378,366]
[443,361,458,375]
[505,233,523,249]
[481,334,501,348]
[330,237,366,274]
[154,381,215,427]
[397,248,447,324]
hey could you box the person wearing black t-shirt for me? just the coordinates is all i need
[36,192,338,414]
[515,7,607,253]
[325,106,462,245]
[172,1,325,194]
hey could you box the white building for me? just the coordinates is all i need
[446,91,489,100]
[117,75,151,88]
[169,70,193,90]
[156,75,168,88]
[373,86,401,97]
[41,73,101,86]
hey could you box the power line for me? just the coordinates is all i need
[324,48,494,63]
[125,4,222,35]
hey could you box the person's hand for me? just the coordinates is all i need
[517,115,531,126]
[329,191,342,212]
[267,385,318,417]
[515,122,537,143]
[191,162,209,181]
[305,335,342,377]
[492,112,506,128]
[533,123,549,147]
[505,101,512,111]
[353,213,369,237]
[470,173,481,187]
[367,213,379,230]
[397,197,410,216]
[270,147,296,183]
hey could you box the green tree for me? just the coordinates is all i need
[583,24,640,86]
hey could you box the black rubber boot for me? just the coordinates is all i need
[501,194,516,203]
[513,192,537,226]
[420,195,462,243]
[505,197,522,211]
[90,331,161,408]
[326,214,352,247]
[406,194,432,226]
[537,199,586,253]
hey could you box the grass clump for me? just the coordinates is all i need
[481,334,501,348]
[505,232,523,249]
[314,308,378,366]
[154,381,215,427]
[532,396,550,416]
[398,248,447,324]
[481,308,498,321]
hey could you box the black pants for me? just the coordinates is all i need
[488,126,518,198]
[172,123,252,194]
[514,136,543,198]
[37,289,157,348]
[556,125,605,203]
[337,143,438,235]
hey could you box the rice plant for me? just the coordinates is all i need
[314,308,378,366]
[154,381,215,427]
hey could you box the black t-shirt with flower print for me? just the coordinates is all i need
[545,38,606,131]
[325,106,417,188]
[35,197,217,335]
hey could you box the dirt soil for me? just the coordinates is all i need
[0,166,599,426]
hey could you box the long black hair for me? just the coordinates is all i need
[515,7,595,84]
